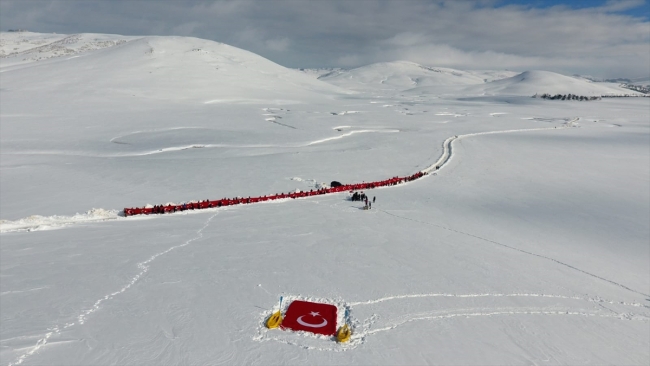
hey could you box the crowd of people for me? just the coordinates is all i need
[350,191,367,202]
[123,171,428,216]
[350,191,377,210]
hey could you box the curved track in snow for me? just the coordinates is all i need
[420,121,578,175]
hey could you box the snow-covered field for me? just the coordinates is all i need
[1,33,649,365]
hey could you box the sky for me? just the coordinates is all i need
[1,0,648,78]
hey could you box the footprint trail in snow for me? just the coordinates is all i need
[8,213,218,366]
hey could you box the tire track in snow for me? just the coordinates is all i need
[7,213,218,366]
[420,119,578,175]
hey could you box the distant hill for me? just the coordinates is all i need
[465,70,520,82]
[467,70,643,96]
[628,77,650,87]
[573,75,650,86]
[319,61,491,91]
[296,68,345,79]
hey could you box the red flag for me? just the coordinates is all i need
[280,300,337,336]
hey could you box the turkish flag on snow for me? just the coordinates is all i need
[280,300,338,336]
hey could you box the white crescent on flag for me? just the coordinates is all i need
[296,311,328,328]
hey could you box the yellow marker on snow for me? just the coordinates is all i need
[336,324,351,343]
[266,311,283,329]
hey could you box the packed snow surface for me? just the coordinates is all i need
[1,33,649,365]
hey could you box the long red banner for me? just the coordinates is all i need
[123,171,426,216]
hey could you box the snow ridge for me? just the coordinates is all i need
[0,208,121,233]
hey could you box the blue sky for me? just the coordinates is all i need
[1,0,648,78]
[498,0,649,17]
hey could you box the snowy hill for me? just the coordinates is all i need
[1,34,349,103]
[296,67,345,79]
[465,69,520,82]
[320,61,488,91]
[468,70,642,97]
[318,61,524,93]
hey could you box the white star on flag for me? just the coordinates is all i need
[281,300,337,335]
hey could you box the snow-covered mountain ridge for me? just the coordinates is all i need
[315,60,641,97]
[3,32,642,98]
[0,32,135,65]
[319,61,490,91]
[1,33,350,104]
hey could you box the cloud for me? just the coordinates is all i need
[599,0,647,12]
[171,22,201,37]
[382,33,430,47]
[336,54,363,67]
[1,0,648,78]
[265,37,290,52]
